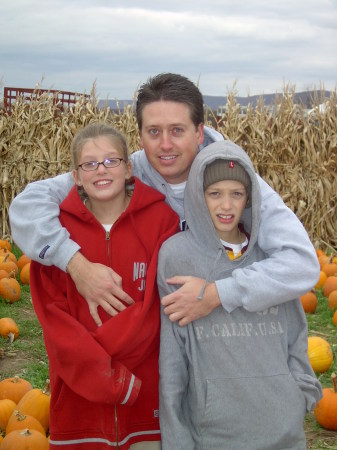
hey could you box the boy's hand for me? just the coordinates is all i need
[67,252,134,326]
[161,276,221,326]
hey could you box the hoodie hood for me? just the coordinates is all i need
[184,140,261,257]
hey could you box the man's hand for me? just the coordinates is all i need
[161,276,221,326]
[67,252,134,326]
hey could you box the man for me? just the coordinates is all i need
[9,73,319,327]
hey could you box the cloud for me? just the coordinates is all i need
[1,0,336,98]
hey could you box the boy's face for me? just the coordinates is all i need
[204,179,248,242]
[139,100,204,184]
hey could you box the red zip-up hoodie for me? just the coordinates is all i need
[30,178,180,449]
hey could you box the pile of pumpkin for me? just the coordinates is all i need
[0,239,31,304]
[0,376,50,448]
[300,248,337,319]
[301,247,337,431]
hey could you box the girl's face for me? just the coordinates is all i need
[204,179,248,242]
[73,135,132,205]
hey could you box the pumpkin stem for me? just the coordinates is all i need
[43,379,51,395]
[14,410,27,421]
[8,332,15,345]
[332,372,337,393]
[20,428,33,436]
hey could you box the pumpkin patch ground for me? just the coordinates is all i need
[1,248,337,448]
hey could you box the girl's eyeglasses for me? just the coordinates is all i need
[78,158,125,172]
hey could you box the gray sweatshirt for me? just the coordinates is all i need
[157,141,323,450]
[8,126,320,312]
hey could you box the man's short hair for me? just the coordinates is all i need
[136,73,204,130]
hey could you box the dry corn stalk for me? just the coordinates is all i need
[1,83,336,251]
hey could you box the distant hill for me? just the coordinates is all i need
[99,90,332,112]
[203,91,332,110]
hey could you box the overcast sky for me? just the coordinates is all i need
[1,0,336,101]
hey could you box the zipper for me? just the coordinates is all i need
[106,230,111,265]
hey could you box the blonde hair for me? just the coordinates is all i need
[71,122,129,169]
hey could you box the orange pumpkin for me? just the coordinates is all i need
[0,239,11,251]
[323,276,337,298]
[318,254,330,269]
[0,255,18,276]
[328,290,337,311]
[315,248,326,258]
[322,263,337,277]
[0,318,19,343]
[307,336,333,373]
[315,270,328,289]
[19,263,31,285]
[0,428,49,449]
[0,275,21,303]
[0,376,32,403]
[300,291,317,314]
[0,269,9,280]
[17,254,31,270]
[0,249,17,264]
[333,310,337,326]
[0,399,16,431]
[16,380,51,432]
[6,410,46,436]
[314,372,337,430]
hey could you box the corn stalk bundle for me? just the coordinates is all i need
[0,85,336,252]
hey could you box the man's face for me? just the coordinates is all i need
[139,100,204,184]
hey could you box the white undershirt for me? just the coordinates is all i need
[168,181,186,196]
[221,236,249,257]
[102,224,113,232]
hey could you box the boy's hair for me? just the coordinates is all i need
[136,73,204,130]
[71,122,129,169]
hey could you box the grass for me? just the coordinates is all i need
[0,286,49,388]
[0,245,49,388]
[1,245,337,447]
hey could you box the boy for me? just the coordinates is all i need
[157,140,322,450]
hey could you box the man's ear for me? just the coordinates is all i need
[198,123,204,145]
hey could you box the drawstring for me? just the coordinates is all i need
[197,248,223,300]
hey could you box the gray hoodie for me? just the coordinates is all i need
[157,140,322,450]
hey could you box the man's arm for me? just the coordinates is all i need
[9,172,75,270]
[9,173,134,326]
[162,177,320,326]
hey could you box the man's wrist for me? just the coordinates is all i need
[205,282,221,311]
[66,251,84,276]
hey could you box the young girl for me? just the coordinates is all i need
[157,140,322,450]
[29,122,179,449]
